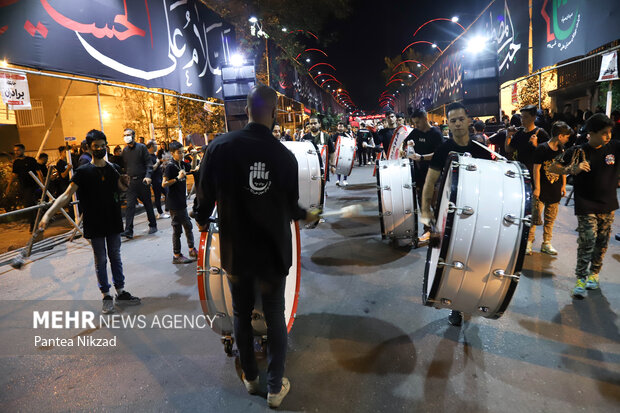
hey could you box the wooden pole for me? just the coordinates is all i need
[96,82,104,132]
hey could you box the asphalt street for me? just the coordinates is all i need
[0,165,619,412]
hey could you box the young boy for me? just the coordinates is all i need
[527,121,571,255]
[39,129,140,314]
[162,141,197,264]
[551,114,619,298]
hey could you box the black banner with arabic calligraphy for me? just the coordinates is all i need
[0,0,236,99]
[477,0,529,83]
[532,0,620,70]
[409,50,462,112]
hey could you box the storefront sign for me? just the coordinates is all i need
[0,71,31,109]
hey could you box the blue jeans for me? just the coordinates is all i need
[91,233,124,294]
[228,274,287,394]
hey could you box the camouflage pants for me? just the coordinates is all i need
[528,198,559,243]
[575,212,615,280]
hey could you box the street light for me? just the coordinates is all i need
[451,16,459,22]
[281,27,287,32]
[306,58,311,63]
[248,16,258,23]
[230,53,245,66]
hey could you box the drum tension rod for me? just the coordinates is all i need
[503,214,532,227]
[447,202,474,216]
[437,260,464,270]
[450,161,477,171]
[492,269,520,281]
[210,267,221,274]
[505,170,531,179]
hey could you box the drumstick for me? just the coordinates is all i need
[320,204,364,218]
[470,139,507,161]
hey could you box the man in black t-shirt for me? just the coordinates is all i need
[301,116,336,181]
[4,144,39,231]
[505,105,549,174]
[376,111,397,158]
[356,122,374,166]
[163,141,197,264]
[40,129,140,314]
[401,108,444,240]
[421,102,493,327]
[549,114,619,298]
[54,146,72,197]
[527,121,571,256]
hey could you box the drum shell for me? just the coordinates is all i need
[423,154,531,319]
[197,217,301,336]
[282,141,325,211]
[376,158,417,240]
[335,137,356,176]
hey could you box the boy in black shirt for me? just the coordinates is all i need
[39,130,140,314]
[550,114,618,298]
[527,121,571,255]
[163,141,197,264]
[505,105,549,174]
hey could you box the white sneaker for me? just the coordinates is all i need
[342,180,348,187]
[242,373,259,395]
[336,180,341,187]
[267,377,290,408]
[160,213,170,219]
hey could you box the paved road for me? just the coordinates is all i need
[0,165,619,412]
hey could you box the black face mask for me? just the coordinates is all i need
[93,149,107,159]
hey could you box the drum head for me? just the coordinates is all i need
[197,220,301,336]
[377,159,416,240]
[387,125,411,160]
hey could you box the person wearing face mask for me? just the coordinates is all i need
[195,85,320,409]
[39,129,140,314]
[120,128,157,238]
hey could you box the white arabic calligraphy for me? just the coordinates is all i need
[489,0,522,73]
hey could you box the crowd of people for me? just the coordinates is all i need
[2,84,619,408]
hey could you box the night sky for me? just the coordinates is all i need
[321,0,491,111]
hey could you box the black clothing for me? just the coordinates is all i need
[123,179,157,233]
[150,154,163,181]
[12,156,38,189]
[376,128,395,154]
[164,161,190,211]
[533,143,564,204]
[356,129,373,148]
[78,153,92,167]
[109,155,125,173]
[35,162,48,180]
[560,140,620,215]
[403,127,443,186]
[71,163,123,239]
[196,122,306,278]
[488,130,509,158]
[508,127,549,173]
[121,142,153,179]
[430,138,493,171]
[301,131,335,154]
[170,209,194,255]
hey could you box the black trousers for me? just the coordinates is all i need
[228,274,287,394]
[124,178,157,233]
[151,178,165,214]
[170,209,194,254]
[357,147,367,165]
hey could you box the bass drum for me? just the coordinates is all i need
[376,158,417,240]
[334,136,356,176]
[197,213,301,341]
[423,153,531,319]
[282,141,325,210]
[387,125,412,160]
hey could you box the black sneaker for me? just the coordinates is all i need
[172,255,193,264]
[448,310,463,326]
[147,226,158,235]
[121,230,133,239]
[102,296,115,314]
[115,291,141,306]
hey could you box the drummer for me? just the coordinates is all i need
[420,102,492,327]
[301,116,336,180]
[332,122,351,187]
[195,85,319,408]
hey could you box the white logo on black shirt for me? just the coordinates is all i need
[249,162,271,194]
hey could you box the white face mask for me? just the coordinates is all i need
[123,135,133,144]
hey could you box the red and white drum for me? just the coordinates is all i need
[334,136,356,176]
[387,125,412,160]
[423,153,532,319]
[197,213,301,342]
[376,158,417,240]
[282,141,325,210]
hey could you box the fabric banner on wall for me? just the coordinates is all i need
[479,0,529,83]
[532,0,620,70]
[0,0,236,99]
[409,50,462,112]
